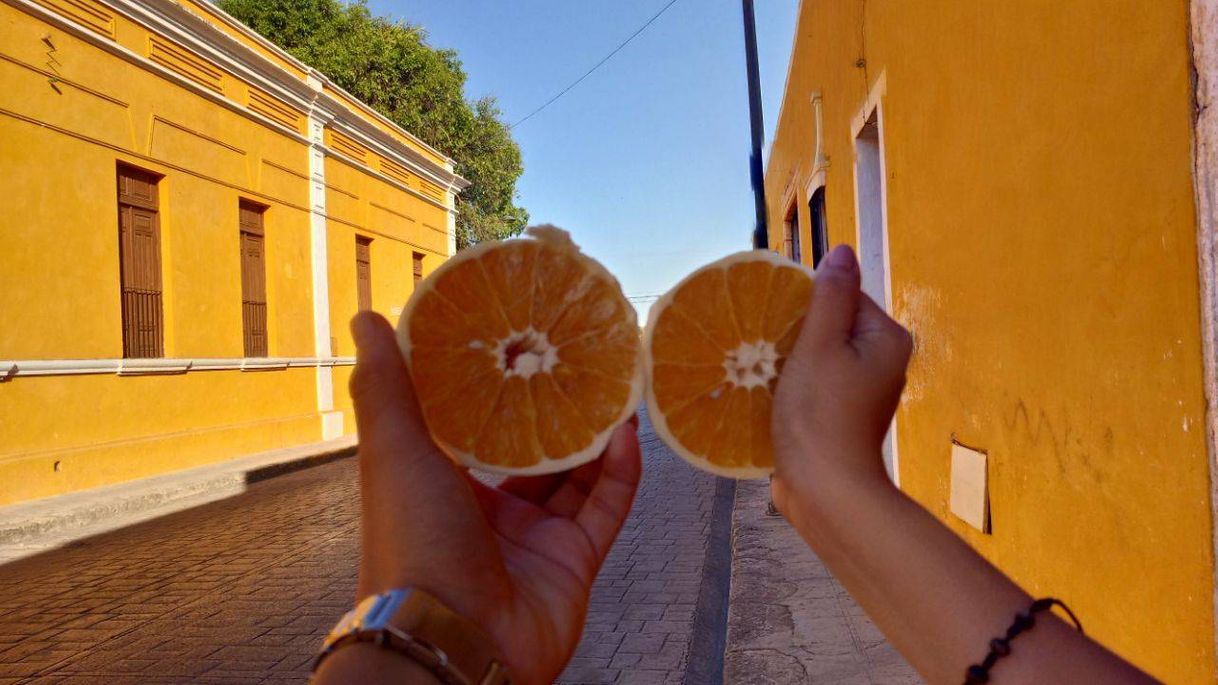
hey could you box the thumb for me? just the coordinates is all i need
[349,311,421,441]
[801,245,862,352]
[349,311,449,470]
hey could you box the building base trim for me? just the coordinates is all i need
[0,357,355,381]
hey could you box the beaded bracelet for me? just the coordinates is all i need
[963,597,1083,684]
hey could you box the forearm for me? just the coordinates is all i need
[785,462,1153,684]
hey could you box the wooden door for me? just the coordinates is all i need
[239,201,268,357]
[117,165,163,358]
[356,237,372,311]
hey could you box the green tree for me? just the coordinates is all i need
[217,0,527,248]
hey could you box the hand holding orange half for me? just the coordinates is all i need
[643,251,815,478]
[397,225,644,475]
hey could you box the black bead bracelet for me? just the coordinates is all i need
[963,598,1084,684]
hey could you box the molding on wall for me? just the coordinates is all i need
[0,357,355,381]
[324,146,457,215]
[307,100,338,435]
[1190,0,1218,663]
[5,0,467,199]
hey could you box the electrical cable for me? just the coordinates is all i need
[510,0,682,129]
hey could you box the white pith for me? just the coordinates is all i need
[397,228,644,476]
[493,328,558,379]
[642,250,816,480]
[723,340,779,388]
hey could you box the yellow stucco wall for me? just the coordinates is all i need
[0,0,456,506]
[765,1,1213,681]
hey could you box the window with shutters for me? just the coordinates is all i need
[117,164,164,358]
[413,251,424,285]
[809,186,829,267]
[783,202,801,262]
[239,200,268,357]
[356,236,372,311]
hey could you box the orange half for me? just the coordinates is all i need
[643,251,814,478]
[397,226,643,475]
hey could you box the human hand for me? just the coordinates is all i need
[771,245,912,516]
[343,311,642,684]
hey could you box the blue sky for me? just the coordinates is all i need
[368,0,799,320]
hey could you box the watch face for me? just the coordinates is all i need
[322,594,380,651]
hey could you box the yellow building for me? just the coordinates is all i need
[0,0,466,505]
[766,1,1218,681]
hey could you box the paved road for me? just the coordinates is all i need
[724,479,920,684]
[0,413,721,684]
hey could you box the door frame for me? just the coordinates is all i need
[1189,0,1218,663]
[849,72,901,485]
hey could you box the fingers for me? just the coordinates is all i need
[498,472,567,504]
[794,245,862,360]
[350,312,423,442]
[853,294,914,372]
[574,421,642,561]
[349,312,458,480]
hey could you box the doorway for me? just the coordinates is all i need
[853,107,899,483]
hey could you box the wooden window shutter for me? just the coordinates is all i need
[809,187,829,267]
[413,251,424,285]
[239,200,268,357]
[117,164,164,358]
[784,203,801,262]
[356,236,372,311]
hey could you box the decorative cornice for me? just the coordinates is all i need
[7,0,468,196]
[0,357,355,381]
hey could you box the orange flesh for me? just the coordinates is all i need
[407,239,639,469]
[649,258,814,471]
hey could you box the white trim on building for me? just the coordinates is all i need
[0,357,356,381]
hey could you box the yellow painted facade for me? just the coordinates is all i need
[0,0,465,505]
[766,2,1213,681]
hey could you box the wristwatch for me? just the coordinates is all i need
[314,588,511,684]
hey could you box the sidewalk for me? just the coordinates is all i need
[0,437,356,564]
[724,479,920,683]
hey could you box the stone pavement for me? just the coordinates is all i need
[0,412,726,684]
[724,479,921,684]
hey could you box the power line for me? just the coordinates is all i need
[510,0,682,129]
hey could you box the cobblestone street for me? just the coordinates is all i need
[0,413,724,684]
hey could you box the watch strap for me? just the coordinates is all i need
[388,588,510,685]
[315,588,510,685]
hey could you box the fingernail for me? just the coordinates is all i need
[826,245,856,270]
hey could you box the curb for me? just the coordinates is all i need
[0,437,358,546]
[683,475,737,685]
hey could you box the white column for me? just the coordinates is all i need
[307,75,344,439]
[446,189,458,257]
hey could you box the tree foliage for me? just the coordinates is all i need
[217,0,527,248]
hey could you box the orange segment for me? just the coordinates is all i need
[727,260,773,341]
[665,383,731,458]
[649,308,724,366]
[430,257,511,340]
[553,365,632,432]
[651,363,725,412]
[479,240,538,331]
[475,377,542,468]
[668,268,740,350]
[398,226,643,475]
[531,373,596,459]
[644,251,814,478]
[419,370,504,454]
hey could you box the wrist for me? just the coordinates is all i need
[773,447,897,529]
[314,641,442,684]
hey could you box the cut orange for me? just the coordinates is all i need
[643,251,815,478]
[397,226,643,475]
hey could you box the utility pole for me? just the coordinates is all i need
[742,0,768,250]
